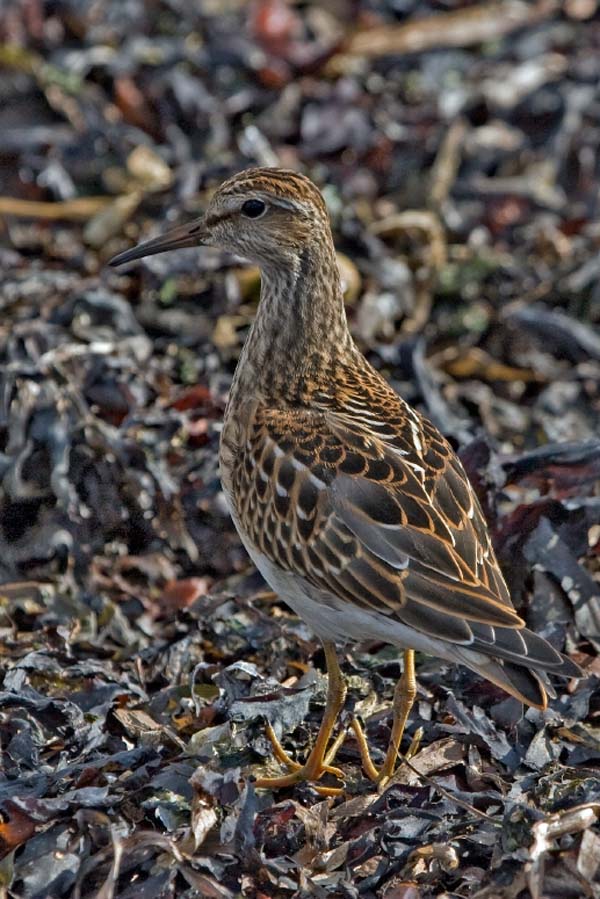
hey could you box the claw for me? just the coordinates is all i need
[254,643,347,793]
[351,649,418,786]
[256,723,345,792]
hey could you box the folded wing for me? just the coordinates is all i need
[236,403,524,636]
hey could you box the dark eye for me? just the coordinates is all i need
[241,199,266,219]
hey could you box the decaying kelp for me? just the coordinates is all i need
[1,1,599,897]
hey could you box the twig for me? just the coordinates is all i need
[527,804,600,899]
[429,119,468,211]
[402,755,500,824]
[0,196,112,221]
[337,0,559,59]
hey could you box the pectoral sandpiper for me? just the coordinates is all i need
[110,168,580,793]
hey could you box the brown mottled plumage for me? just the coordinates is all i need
[111,168,580,792]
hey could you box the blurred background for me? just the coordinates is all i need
[0,2,599,897]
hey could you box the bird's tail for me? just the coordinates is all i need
[456,624,582,709]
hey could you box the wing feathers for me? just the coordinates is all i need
[229,391,579,709]
[333,476,406,527]
[241,408,525,632]
[471,622,580,673]
[400,603,473,643]
[406,569,522,626]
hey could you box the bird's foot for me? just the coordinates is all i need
[350,719,423,788]
[349,649,419,788]
[255,723,346,796]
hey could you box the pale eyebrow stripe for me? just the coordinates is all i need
[208,195,306,222]
[270,197,305,212]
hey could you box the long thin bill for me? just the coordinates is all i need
[108,218,207,267]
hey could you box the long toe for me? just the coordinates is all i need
[255,762,345,795]
[257,721,346,792]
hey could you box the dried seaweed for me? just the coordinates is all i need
[1,1,599,897]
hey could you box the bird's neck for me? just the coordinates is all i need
[232,240,353,406]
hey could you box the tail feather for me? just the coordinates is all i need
[455,639,582,709]
[470,623,581,676]
[461,652,549,708]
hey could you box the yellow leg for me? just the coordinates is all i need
[255,642,347,794]
[351,649,418,786]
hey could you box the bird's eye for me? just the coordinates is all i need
[241,199,267,219]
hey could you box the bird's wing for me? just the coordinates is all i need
[232,397,524,644]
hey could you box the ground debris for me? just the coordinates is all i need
[1,1,598,897]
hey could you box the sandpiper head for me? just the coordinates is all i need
[109,167,331,269]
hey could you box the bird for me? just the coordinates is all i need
[110,167,581,793]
